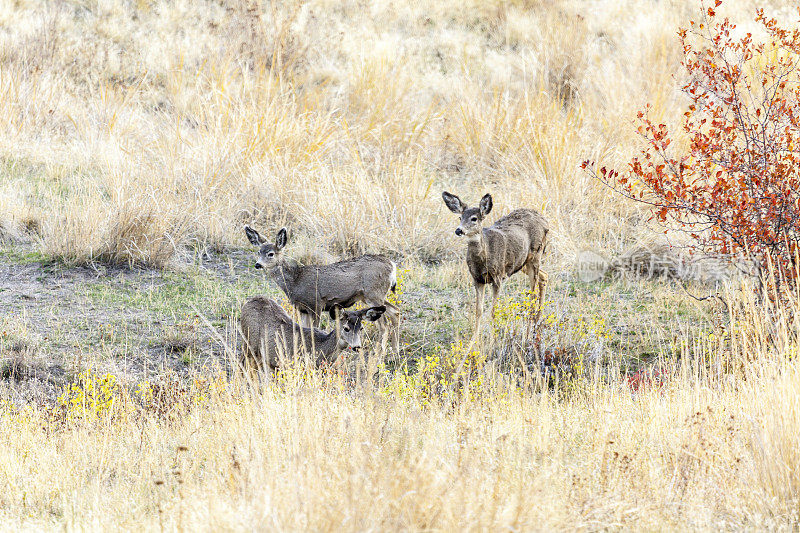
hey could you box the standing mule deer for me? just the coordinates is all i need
[244,225,400,354]
[239,296,386,370]
[441,192,549,326]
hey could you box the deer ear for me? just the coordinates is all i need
[362,305,386,322]
[442,191,466,214]
[479,194,493,216]
[244,225,265,246]
[275,227,288,250]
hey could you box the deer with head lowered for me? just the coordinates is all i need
[442,191,549,326]
[244,225,400,354]
[239,296,386,371]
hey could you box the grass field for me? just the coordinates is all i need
[1,0,799,529]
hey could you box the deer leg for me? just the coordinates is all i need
[376,318,388,354]
[390,309,400,356]
[357,300,387,385]
[365,300,394,356]
[490,282,503,319]
[526,262,548,321]
[381,301,401,356]
[537,271,548,320]
[299,310,312,329]
[530,233,549,321]
[238,329,265,385]
[474,282,486,328]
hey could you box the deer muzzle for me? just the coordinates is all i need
[455,227,464,236]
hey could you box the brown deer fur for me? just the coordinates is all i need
[442,191,549,325]
[239,296,385,370]
[244,225,400,353]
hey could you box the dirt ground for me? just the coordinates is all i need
[0,246,248,405]
[0,241,719,407]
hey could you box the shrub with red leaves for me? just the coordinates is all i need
[626,368,667,393]
[584,1,800,293]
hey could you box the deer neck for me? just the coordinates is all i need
[269,258,301,295]
[466,231,488,260]
[465,230,491,283]
[315,329,342,362]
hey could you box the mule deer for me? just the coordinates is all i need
[239,296,386,370]
[442,191,549,326]
[244,225,400,354]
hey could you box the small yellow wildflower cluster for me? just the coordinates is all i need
[561,354,588,396]
[535,313,611,395]
[385,267,409,308]
[99,322,117,342]
[134,373,229,419]
[384,370,418,402]
[276,294,293,312]
[49,369,230,426]
[537,309,609,342]
[0,398,34,424]
[489,301,611,394]
[56,370,118,422]
[493,291,538,329]
[135,381,154,403]
[573,315,609,341]
[705,328,730,343]
[270,358,354,392]
[408,340,487,404]
[187,374,228,405]
[272,361,318,389]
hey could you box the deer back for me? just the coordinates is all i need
[281,255,395,314]
[468,209,548,284]
[239,296,332,368]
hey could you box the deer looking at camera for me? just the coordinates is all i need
[244,225,400,354]
[239,296,386,371]
[442,191,549,326]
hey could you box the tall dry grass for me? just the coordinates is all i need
[2,0,783,266]
[1,287,799,529]
[2,1,800,529]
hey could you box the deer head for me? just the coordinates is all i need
[244,225,287,270]
[335,306,387,351]
[441,191,493,238]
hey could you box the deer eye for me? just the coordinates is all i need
[267,252,275,257]
[470,216,478,222]
[343,325,351,333]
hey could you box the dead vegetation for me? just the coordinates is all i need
[0,0,798,529]
[0,0,724,269]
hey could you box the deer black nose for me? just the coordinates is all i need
[455,228,464,236]
[254,262,262,269]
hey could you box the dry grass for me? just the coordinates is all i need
[1,290,799,530]
[1,0,799,529]
[1,0,761,267]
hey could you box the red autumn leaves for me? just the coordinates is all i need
[583,1,800,290]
